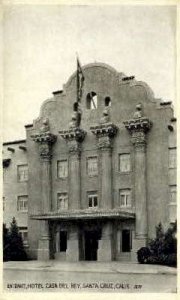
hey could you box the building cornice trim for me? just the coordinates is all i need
[3,139,26,146]
[30,209,135,220]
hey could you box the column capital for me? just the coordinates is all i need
[124,117,152,149]
[90,122,118,138]
[90,123,118,150]
[59,127,86,154]
[31,132,57,160]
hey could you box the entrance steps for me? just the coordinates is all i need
[117,252,131,261]
[54,252,66,261]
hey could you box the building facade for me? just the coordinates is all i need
[3,140,28,245]
[3,63,176,261]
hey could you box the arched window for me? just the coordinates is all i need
[105,97,111,107]
[86,92,97,110]
[73,102,78,112]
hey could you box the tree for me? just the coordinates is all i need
[8,217,27,261]
[3,223,10,261]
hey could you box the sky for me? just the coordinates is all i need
[3,4,176,142]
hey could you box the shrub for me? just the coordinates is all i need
[137,247,151,264]
[137,221,177,267]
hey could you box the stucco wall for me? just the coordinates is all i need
[25,63,175,255]
[3,141,28,228]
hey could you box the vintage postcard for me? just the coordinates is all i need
[1,1,178,300]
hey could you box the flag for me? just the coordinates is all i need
[77,56,85,103]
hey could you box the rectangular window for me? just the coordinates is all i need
[119,154,131,172]
[19,227,28,244]
[88,192,98,208]
[57,160,68,178]
[87,157,98,176]
[169,148,176,169]
[119,189,131,207]
[17,165,28,182]
[170,186,176,204]
[57,193,68,210]
[17,196,28,212]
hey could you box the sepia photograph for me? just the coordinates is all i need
[2,2,177,296]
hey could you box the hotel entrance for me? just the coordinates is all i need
[84,230,99,261]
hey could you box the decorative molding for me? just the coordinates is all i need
[59,127,86,154]
[90,123,118,138]
[30,208,135,220]
[90,122,118,151]
[124,117,152,133]
[59,127,86,142]
[67,139,81,155]
[31,119,57,160]
[98,135,112,150]
[31,132,57,144]
[124,115,152,150]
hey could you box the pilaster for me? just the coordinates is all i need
[31,128,57,213]
[124,109,152,242]
[66,225,79,262]
[31,118,57,260]
[90,121,117,209]
[98,222,113,261]
[59,127,86,210]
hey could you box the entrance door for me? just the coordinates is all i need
[122,229,131,252]
[60,231,67,252]
[84,231,99,261]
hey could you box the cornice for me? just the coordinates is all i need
[30,209,135,221]
[123,117,152,133]
[90,123,118,138]
[31,132,57,144]
[59,127,86,143]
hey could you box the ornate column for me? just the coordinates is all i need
[124,105,152,251]
[31,118,57,260]
[59,126,86,210]
[90,111,117,209]
[59,117,86,261]
[91,110,117,261]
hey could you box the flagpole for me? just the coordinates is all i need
[75,54,85,126]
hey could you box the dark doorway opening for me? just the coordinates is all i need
[84,230,99,261]
[60,231,67,252]
[122,229,131,252]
